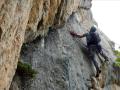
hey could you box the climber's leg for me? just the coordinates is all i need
[90,52,99,72]
[96,44,109,62]
[99,49,109,62]
[89,46,101,77]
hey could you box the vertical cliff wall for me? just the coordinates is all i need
[0,0,120,90]
[16,10,119,90]
[0,0,32,89]
[0,0,92,89]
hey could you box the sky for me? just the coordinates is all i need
[91,0,120,50]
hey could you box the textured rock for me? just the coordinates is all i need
[9,74,22,90]
[0,0,32,89]
[0,0,120,90]
[0,0,92,89]
[17,10,119,90]
[24,0,92,42]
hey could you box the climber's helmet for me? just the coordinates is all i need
[90,26,97,33]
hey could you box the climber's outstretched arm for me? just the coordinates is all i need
[70,31,86,38]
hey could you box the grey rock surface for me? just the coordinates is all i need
[1,0,119,90]
[17,12,120,90]
[0,0,92,89]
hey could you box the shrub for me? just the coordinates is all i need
[17,61,38,79]
[113,58,120,67]
[113,50,120,67]
[114,50,120,57]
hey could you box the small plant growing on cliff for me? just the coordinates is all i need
[17,61,38,79]
[114,50,120,57]
[113,50,120,67]
[113,58,120,67]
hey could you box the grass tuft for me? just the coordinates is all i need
[17,61,38,79]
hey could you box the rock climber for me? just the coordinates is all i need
[70,26,109,77]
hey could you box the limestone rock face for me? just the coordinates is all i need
[0,0,32,89]
[24,0,92,42]
[0,0,92,89]
[18,11,120,90]
[0,0,120,90]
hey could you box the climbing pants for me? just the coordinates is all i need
[88,45,100,71]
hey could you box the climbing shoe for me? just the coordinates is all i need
[104,59,109,62]
[96,69,101,77]
[104,59,110,65]
[104,56,110,63]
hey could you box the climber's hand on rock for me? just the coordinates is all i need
[69,31,77,37]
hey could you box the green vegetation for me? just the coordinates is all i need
[113,50,120,67]
[114,50,120,57]
[113,58,120,67]
[17,61,38,79]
